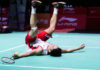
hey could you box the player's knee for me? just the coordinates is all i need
[48,27,55,32]
[51,27,55,31]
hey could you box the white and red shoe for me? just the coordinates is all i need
[52,2,66,8]
[31,0,42,8]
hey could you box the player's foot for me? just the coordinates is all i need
[52,2,66,8]
[31,0,42,8]
[78,44,85,50]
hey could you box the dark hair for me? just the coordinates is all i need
[49,48,62,57]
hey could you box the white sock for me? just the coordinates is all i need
[53,8,58,14]
[31,7,36,14]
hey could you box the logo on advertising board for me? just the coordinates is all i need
[59,17,77,22]
[57,16,78,27]
[63,7,75,14]
[63,7,74,11]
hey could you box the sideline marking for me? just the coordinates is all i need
[0,44,25,53]
[0,64,92,70]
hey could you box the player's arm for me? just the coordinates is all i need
[61,44,85,53]
[12,47,43,59]
[17,50,40,58]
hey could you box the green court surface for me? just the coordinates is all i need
[0,32,100,70]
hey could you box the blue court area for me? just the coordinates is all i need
[0,32,100,70]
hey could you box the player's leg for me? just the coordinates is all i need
[29,0,42,38]
[36,2,66,41]
[45,2,66,34]
[61,44,85,53]
[12,47,43,59]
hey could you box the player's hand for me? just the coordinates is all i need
[78,44,85,50]
[12,52,19,59]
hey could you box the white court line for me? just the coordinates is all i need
[0,65,92,70]
[0,44,25,53]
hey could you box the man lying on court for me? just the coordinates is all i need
[13,0,85,59]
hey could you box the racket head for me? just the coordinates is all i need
[1,57,15,64]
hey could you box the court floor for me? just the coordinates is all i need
[0,32,100,70]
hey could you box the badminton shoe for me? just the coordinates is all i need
[31,0,42,8]
[52,2,66,8]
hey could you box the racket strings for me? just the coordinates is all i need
[1,57,15,64]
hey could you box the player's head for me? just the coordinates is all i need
[49,48,62,57]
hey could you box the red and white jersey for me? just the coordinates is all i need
[28,38,49,54]
[30,38,49,49]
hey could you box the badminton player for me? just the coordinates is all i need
[12,0,85,59]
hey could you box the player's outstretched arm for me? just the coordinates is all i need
[12,47,43,59]
[61,44,85,53]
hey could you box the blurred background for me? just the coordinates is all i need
[0,0,100,33]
